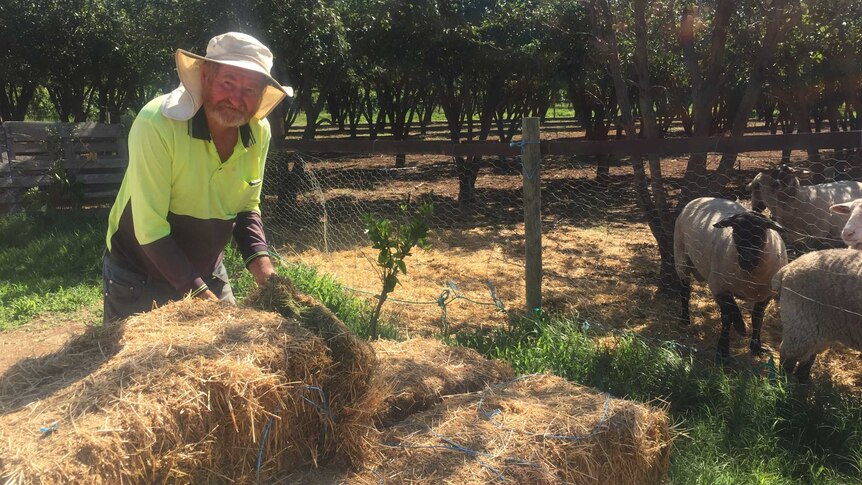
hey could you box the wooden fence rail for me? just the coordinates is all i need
[2,120,860,213]
[1,121,128,207]
[282,131,862,157]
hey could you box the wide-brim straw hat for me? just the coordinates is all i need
[161,32,294,121]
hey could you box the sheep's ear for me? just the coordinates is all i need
[745,211,785,233]
[830,203,851,215]
[763,219,785,233]
[787,167,812,176]
[745,173,762,191]
[713,217,735,229]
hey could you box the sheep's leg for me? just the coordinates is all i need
[678,278,692,326]
[780,356,796,378]
[749,300,768,355]
[715,294,743,360]
[794,355,816,384]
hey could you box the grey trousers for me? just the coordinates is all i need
[102,253,236,324]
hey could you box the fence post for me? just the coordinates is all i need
[522,117,542,313]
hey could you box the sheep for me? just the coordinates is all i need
[674,197,788,360]
[746,165,862,249]
[772,249,862,382]
[829,198,862,249]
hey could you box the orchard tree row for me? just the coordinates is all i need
[2,0,860,141]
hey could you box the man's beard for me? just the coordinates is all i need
[208,101,252,128]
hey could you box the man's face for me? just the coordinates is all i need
[201,63,266,128]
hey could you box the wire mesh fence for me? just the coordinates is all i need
[261,149,528,337]
[259,132,862,386]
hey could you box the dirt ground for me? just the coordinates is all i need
[0,314,92,373]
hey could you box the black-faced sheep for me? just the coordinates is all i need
[772,249,862,382]
[674,197,788,360]
[830,198,862,249]
[746,165,862,249]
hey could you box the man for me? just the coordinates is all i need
[102,32,293,323]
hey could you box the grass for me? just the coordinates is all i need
[0,210,106,329]
[456,314,862,484]
[289,103,577,131]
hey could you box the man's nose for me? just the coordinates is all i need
[228,90,244,106]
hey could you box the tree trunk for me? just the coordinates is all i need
[420,98,434,135]
[679,0,734,203]
[590,0,677,292]
[455,156,481,205]
[633,0,677,292]
[302,92,327,140]
[710,0,787,194]
[0,83,37,121]
[596,155,611,183]
[792,103,819,163]
[369,293,388,340]
[267,103,286,150]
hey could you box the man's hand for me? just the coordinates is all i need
[248,256,277,287]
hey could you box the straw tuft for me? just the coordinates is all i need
[373,338,515,424]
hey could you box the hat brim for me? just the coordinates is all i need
[165,49,293,121]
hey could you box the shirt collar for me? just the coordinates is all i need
[189,106,255,148]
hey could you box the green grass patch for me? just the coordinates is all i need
[457,315,862,484]
[0,211,106,328]
[291,103,577,130]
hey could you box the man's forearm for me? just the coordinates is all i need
[140,235,208,295]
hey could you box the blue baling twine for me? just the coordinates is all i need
[477,374,612,441]
[752,354,779,385]
[255,404,282,485]
[297,385,330,416]
[509,139,541,181]
[255,386,332,484]
[486,280,507,312]
[39,420,59,436]
[509,140,541,149]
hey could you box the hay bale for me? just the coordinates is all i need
[350,374,673,484]
[0,300,381,483]
[244,275,380,465]
[373,338,515,424]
